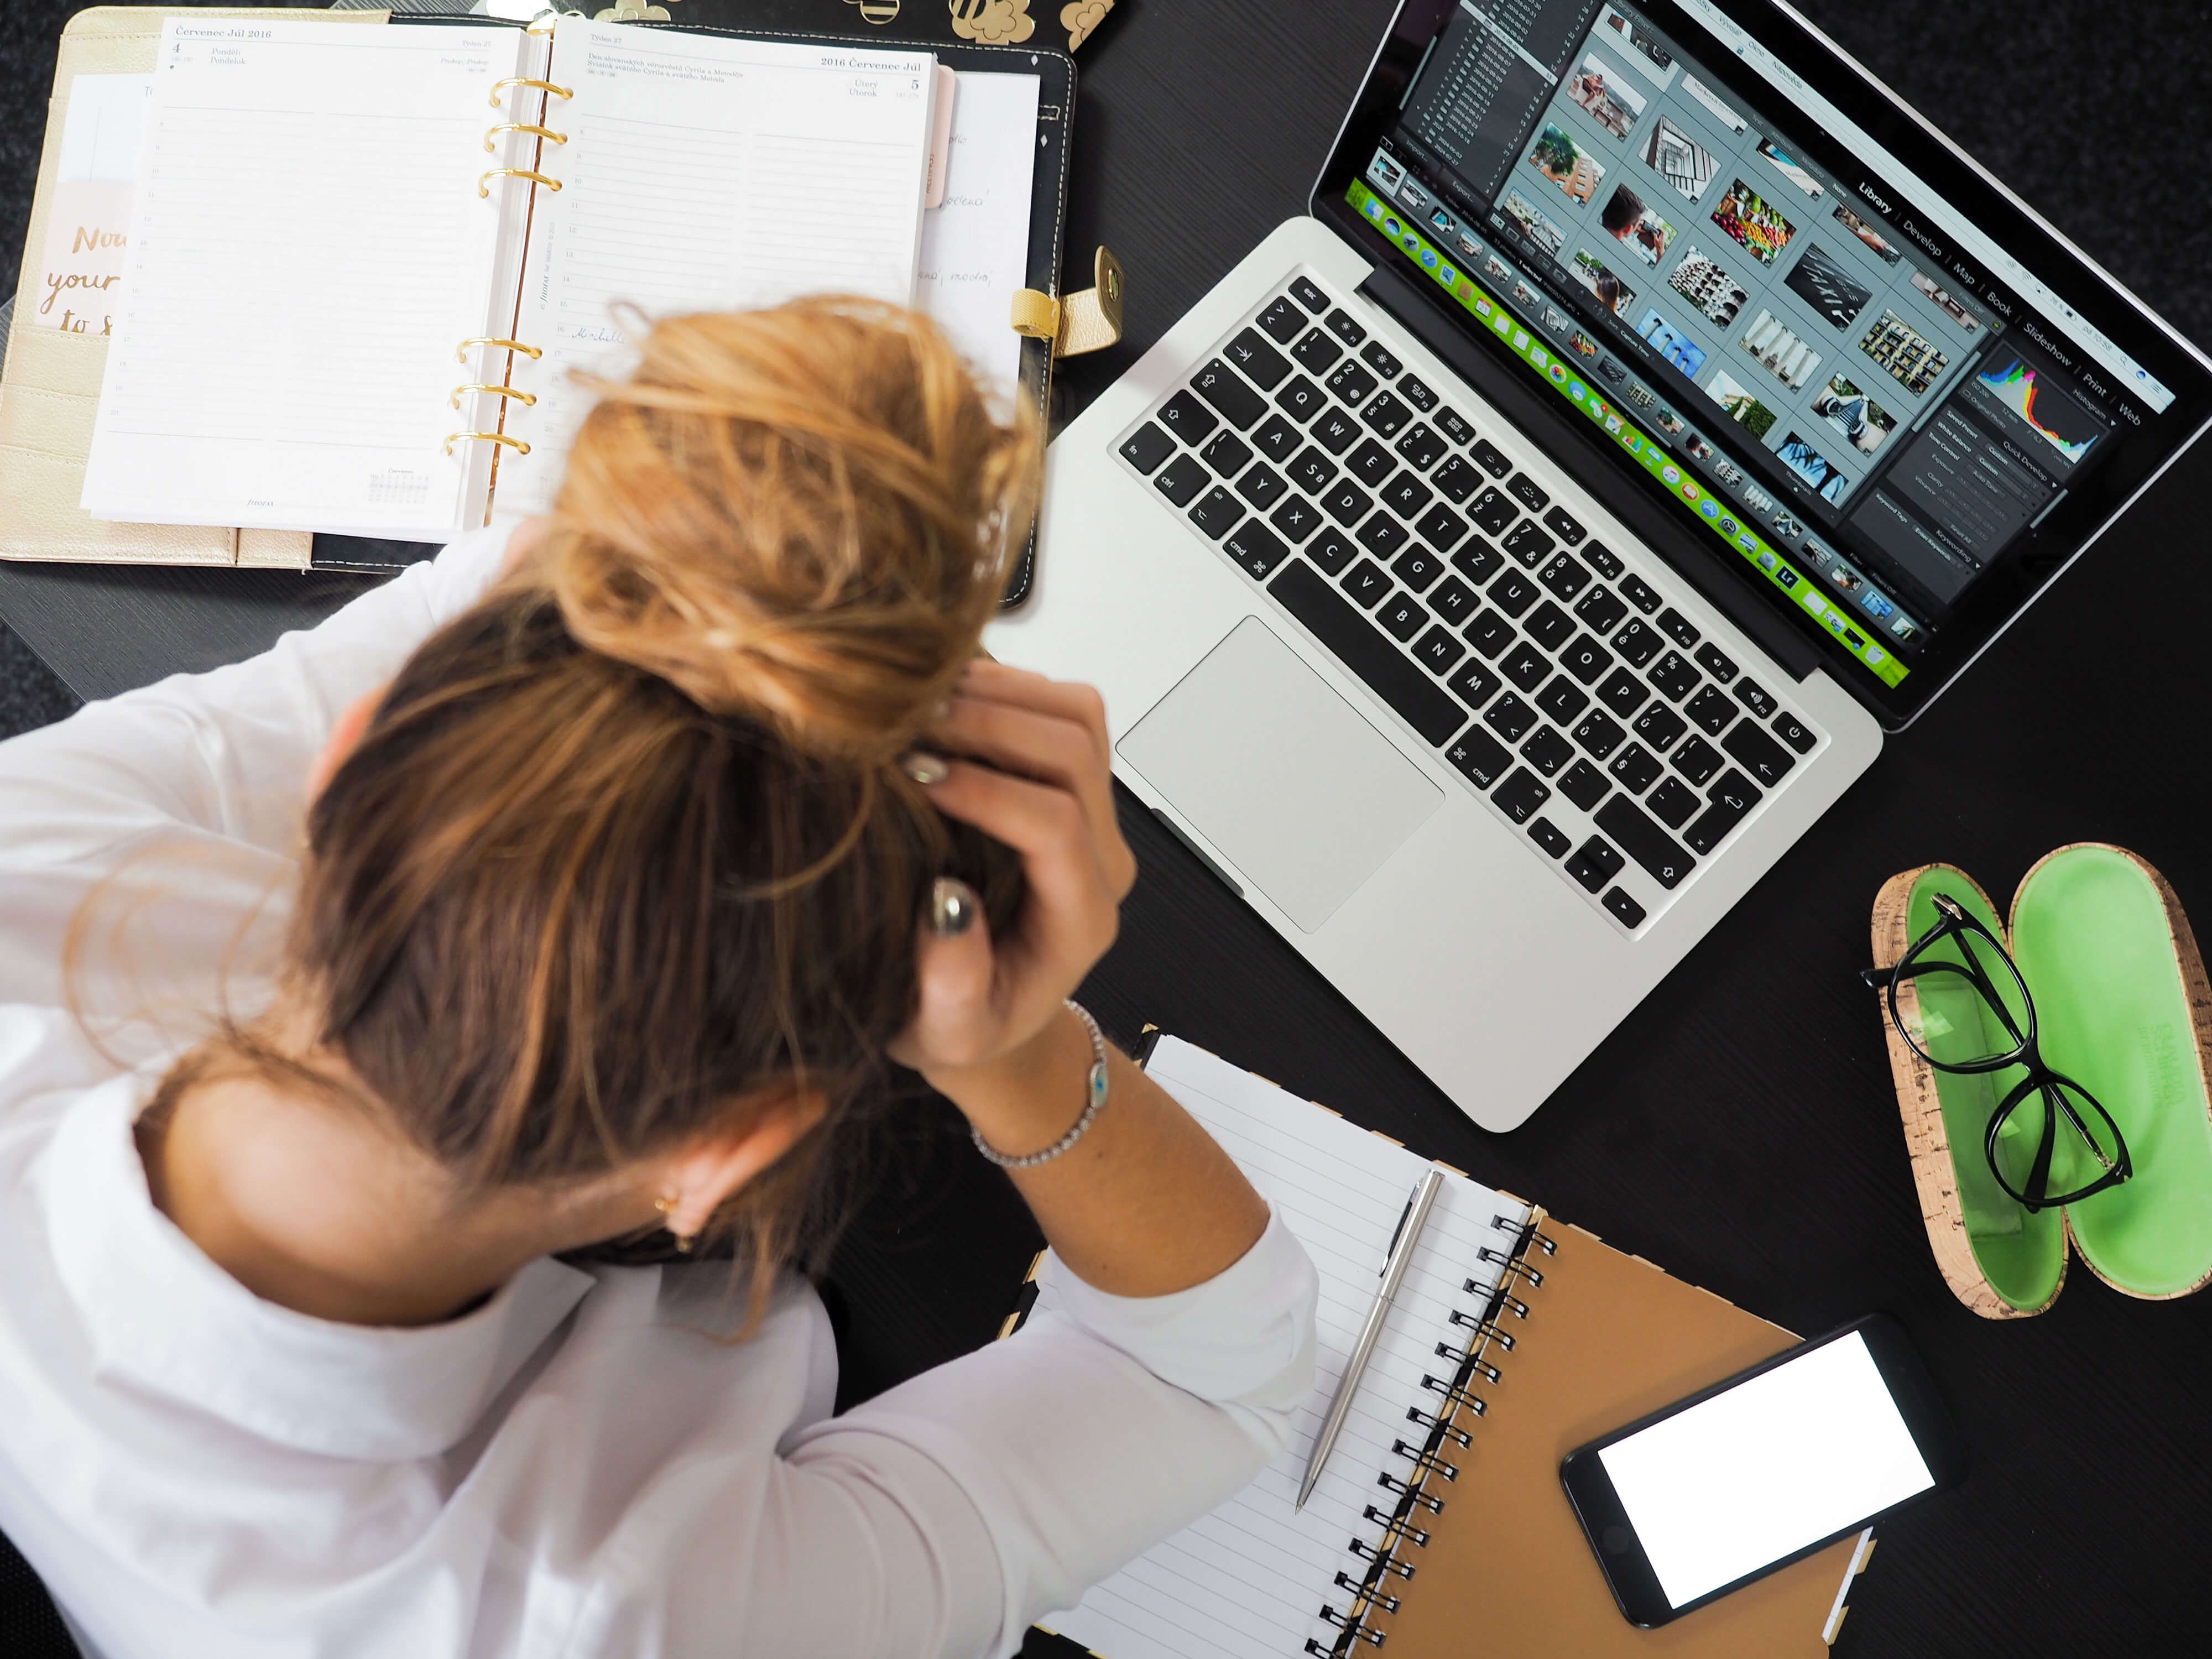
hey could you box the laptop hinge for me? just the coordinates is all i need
[1355,264,1827,685]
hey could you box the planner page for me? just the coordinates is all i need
[1032,1037,1531,1659]
[81,19,533,539]
[914,69,1040,411]
[495,23,937,517]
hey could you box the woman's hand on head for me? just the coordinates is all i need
[890,661,1135,1087]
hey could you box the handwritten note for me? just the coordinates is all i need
[34,74,152,333]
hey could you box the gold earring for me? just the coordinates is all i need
[654,1193,697,1254]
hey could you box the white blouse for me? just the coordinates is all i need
[0,526,1320,1659]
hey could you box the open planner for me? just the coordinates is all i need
[62,11,1059,545]
[1020,1036,1877,1658]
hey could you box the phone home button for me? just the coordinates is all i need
[1602,1525,1636,1555]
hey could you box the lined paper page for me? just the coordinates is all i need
[496,23,935,515]
[913,70,1039,410]
[81,20,528,538]
[1035,1038,1530,1659]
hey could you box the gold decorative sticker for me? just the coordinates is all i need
[948,0,1035,45]
[1061,0,1111,50]
[843,0,901,22]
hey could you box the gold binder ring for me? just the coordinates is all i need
[450,384,538,410]
[444,432,532,457]
[490,76,573,107]
[479,168,562,199]
[484,122,568,152]
[456,338,544,363]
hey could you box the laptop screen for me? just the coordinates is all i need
[1314,0,2211,718]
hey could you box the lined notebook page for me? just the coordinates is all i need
[1035,1038,1530,1659]
[81,20,529,539]
[913,69,1039,411]
[497,23,936,515]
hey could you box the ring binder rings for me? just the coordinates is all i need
[479,168,562,197]
[456,338,544,363]
[484,122,568,150]
[489,75,573,106]
[450,384,537,409]
[443,431,530,456]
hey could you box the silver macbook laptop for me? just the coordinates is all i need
[989,0,2212,1131]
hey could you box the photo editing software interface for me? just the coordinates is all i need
[1355,0,2177,689]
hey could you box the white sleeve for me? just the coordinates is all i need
[691,1207,1318,1659]
[0,527,512,1014]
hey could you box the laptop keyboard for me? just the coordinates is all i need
[1114,268,1826,934]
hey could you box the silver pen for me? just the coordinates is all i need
[1296,1165,1446,1511]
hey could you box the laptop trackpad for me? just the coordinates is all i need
[1117,617,1442,933]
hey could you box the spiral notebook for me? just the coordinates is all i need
[1016,1036,1876,1658]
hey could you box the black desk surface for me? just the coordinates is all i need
[7,1,2211,1652]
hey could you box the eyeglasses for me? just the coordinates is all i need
[1861,893,2131,1214]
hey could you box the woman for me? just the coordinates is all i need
[0,300,1318,1658]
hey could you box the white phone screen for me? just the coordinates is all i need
[1597,1332,1934,1608]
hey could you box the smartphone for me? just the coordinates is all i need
[1559,1314,1966,1627]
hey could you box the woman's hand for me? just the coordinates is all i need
[890,660,1135,1090]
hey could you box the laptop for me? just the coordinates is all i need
[988,0,2212,1131]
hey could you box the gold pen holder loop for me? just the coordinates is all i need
[444,432,532,457]
[450,384,538,410]
[457,338,544,363]
[490,76,573,108]
[1010,246,1126,358]
[479,168,562,199]
[484,123,568,152]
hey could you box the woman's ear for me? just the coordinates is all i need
[659,1089,830,1242]
[307,687,386,804]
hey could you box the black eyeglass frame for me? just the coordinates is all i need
[1861,894,2131,1214]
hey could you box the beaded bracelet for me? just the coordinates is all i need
[970,1000,1111,1170]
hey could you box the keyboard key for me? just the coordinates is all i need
[1398,373,1439,411]
[1595,796,1694,889]
[1293,327,1344,374]
[1471,439,1512,478]
[1310,406,1360,455]
[1631,702,1686,750]
[1583,541,1624,580]
[1342,557,1391,607]
[1434,406,1476,446]
[1224,520,1292,580]
[1257,295,1305,343]
[1355,513,1408,557]
[1488,570,1539,617]
[1275,375,1327,423]
[1188,486,1243,539]
[1291,276,1330,312]
[1536,675,1589,725]
[1530,817,1572,859]
[1271,493,1323,543]
[1525,602,1575,651]
[1572,709,1626,760]
[1392,545,1444,592]
[1542,505,1585,544]
[1447,659,1501,709]
[1414,504,1469,552]
[1694,643,1739,684]
[1646,776,1700,830]
[1493,768,1552,823]
[1500,641,1551,692]
[1412,624,1465,674]
[1464,608,1516,656]
[1252,413,1303,462]
[1395,424,1447,470]
[1324,306,1365,345]
[1598,667,1650,718]
[1428,575,1479,625]
[1574,586,1628,634]
[1613,618,1663,667]
[1237,463,1289,511]
[1683,684,1736,737]
[1683,779,1756,854]
[1671,735,1723,787]
[1307,527,1358,575]
[1381,472,1434,520]
[1503,520,1556,568]
[1619,572,1662,614]
[1288,448,1339,495]
[1327,360,1379,406]
[1451,537,1503,585]
[1432,455,1482,503]
[1155,453,1208,507]
[1192,359,1267,429]
[1603,888,1647,928]
[1484,693,1538,743]
[1520,726,1574,776]
[1378,592,1426,641]
[1566,837,1625,893]
[1201,429,1254,477]
[1120,422,1175,474]
[1560,633,1614,685]
[1362,390,1413,437]
[1648,650,1699,702]
[1506,472,1550,512]
[1735,679,1779,719]
[1608,742,1662,794]
[1322,479,1373,525]
[1348,439,1398,487]
[1558,759,1610,812]
[1721,721,1796,788]
[1538,553,1591,602]
[1269,560,1467,747]
[1444,727,1513,786]
[1772,711,1817,753]
[1227,328,1291,389]
[1469,488,1517,536]
[1657,606,1700,650]
[1360,340,1404,378]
